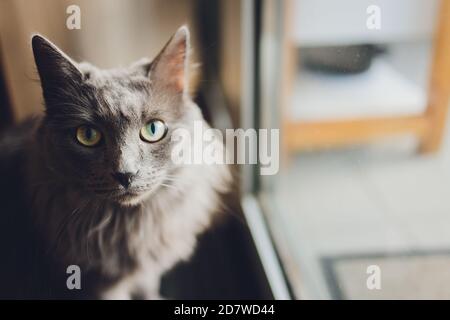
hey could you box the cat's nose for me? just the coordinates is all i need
[111,171,136,189]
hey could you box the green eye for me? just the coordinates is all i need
[140,120,167,143]
[76,126,102,147]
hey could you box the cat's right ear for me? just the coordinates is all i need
[31,35,83,88]
[148,26,190,96]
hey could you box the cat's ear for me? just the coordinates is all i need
[32,35,83,88]
[148,26,190,95]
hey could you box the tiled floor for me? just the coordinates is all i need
[267,113,450,299]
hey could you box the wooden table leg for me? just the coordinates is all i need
[420,0,450,153]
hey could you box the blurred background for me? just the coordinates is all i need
[1,0,450,300]
[0,0,242,124]
[259,0,450,299]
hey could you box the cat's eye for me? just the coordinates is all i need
[76,126,102,147]
[140,120,167,143]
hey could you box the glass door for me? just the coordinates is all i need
[257,0,450,299]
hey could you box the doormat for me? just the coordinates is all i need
[322,250,450,299]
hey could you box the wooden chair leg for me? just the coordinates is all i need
[420,0,450,153]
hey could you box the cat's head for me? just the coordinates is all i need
[32,26,201,206]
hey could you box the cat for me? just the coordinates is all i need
[0,26,230,299]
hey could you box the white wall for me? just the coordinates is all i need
[292,0,439,46]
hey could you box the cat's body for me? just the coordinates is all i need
[0,27,230,299]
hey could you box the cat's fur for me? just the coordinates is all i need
[0,26,230,299]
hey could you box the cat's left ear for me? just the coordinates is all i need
[148,26,190,95]
[32,35,83,86]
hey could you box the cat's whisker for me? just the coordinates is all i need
[87,211,112,240]
[160,183,175,189]
[162,176,178,181]
[162,179,180,185]
[160,183,179,192]
[50,198,91,255]
[160,183,183,196]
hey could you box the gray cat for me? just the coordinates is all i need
[0,26,230,299]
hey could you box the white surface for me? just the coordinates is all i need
[290,58,427,121]
[293,0,439,46]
